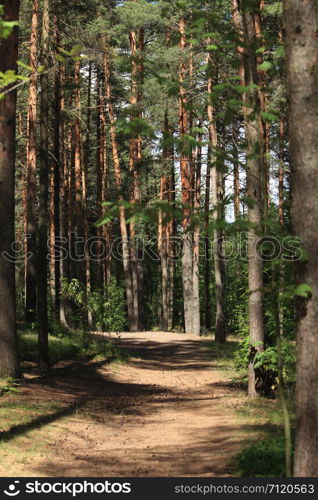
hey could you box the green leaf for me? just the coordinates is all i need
[261,111,279,123]
[294,284,313,298]
[207,44,218,51]
[257,61,273,72]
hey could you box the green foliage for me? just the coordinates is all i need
[87,279,127,332]
[234,338,296,389]
[294,283,312,298]
[0,378,21,397]
[61,278,127,332]
[0,6,18,38]
[235,431,294,477]
[18,327,128,365]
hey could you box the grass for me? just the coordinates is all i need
[0,324,130,475]
[18,325,130,366]
[202,337,295,477]
[202,338,246,385]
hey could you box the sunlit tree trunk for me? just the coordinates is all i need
[95,69,105,289]
[279,117,284,226]
[179,18,194,333]
[104,46,135,331]
[204,146,212,332]
[284,0,318,477]
[59,63,70,327]
[74,60,86,289]
[233,124,240,220]
[52,14,61,315]
[0,0,20,378]
[207,46,226,342]
[25,0,38,321]
[242,0,265,397]
[192,128,202,336]
[37,0,50,374]
[129,27,144,331]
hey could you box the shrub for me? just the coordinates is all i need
[235,431,294,477]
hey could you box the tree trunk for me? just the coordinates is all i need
[204,146,212,332]
[104,47,135,331]
[192,129,202,336]
[207,46,226,342]
[0,0,20,378]
[95,69,105,289]
[129,27,144,331]
[25,0,38,321]
[52,14,61,315]
[74,60,86,289]
[233,124,240,220]
[37,0,50,374]
[242,0,265,397]
[278,117,284,226]
[179,18,194,333]
[59,63,70,327]
[284,0,318,477]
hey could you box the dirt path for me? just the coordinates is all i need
[1,331,250,477]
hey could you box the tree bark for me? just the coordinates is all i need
[179,18,194,334]
[74,60,86,289]
[25,0,38,321]
[129,27,144,331]
[37,0,50,374]
[204,146,212,332]
[278,117,284,226]
[52,14,61,315]
[0,0,20,378]
[104,47,135,331]
[58,63,70,327]
[242,0,265,397]
[95,69,105,289]
[207,46,226,342]
[192,129,202,336]
[284,0,318,477]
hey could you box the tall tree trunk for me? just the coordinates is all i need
[100,60,111,286]
[95,69,105,289]
[159,110,170,331]
[52,14,60,315]
[254,1,270,217]
[104,46,135,331]
[0,0,20,378]
[25,0,38,321]
[233,124,240,220]
[179,18,194,333]
[204,146,212,332]
[37,0,50,374]
[207,46,226,342]
[284,0,318,477]
[242,0,265,397]
[192,129,202,336]
[74,60,86,289]
[49,161,55,307]
[278,117,284,226]
[59,63,69,327]
[129,27,144,331]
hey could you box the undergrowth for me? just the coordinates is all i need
[17,322,129,366]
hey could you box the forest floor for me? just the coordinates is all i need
[0,331,259,477]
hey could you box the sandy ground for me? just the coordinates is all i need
[1,331,251,477]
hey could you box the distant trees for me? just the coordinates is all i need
[0,0,20,378]
[284,0,318,477]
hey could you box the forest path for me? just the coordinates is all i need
[1,331,251,477]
